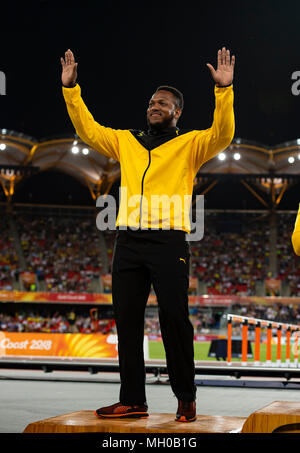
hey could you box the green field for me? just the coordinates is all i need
[149,341,297,363]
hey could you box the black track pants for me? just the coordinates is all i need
[111,229,196,406]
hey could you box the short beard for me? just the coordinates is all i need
[147,113,175,131]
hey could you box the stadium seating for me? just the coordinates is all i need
[0,208,300,334]
[0,210,298,297]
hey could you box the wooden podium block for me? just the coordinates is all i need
[23,411,246,434]
[242,401,300,433]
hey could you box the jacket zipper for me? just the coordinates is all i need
[139,149,151,228]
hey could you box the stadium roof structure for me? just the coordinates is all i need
[0,129,300,208]
[196,138,300,209]
[0,129,120,202]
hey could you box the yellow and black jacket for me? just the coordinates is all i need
[62,84,235,233]
[292,204,300,255]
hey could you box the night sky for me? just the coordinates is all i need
[1,0,300,207]
[0,0,300,145]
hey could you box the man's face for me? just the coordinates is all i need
[147,90,181,128]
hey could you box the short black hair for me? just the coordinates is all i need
[155,85,184,110]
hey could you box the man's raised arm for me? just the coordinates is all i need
[292,204,300,255]
[191,47,235,171]
[61,49,120,161]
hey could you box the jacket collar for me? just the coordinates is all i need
[147,125,179,136]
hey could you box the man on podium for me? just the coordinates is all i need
[61,47,235,422]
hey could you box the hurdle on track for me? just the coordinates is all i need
[226,314,300,367]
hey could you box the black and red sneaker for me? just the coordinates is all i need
[94,402,149,419]
[175,400,196,422]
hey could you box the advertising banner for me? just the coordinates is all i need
[0,291,113,304]
[0,332,149,359]
[0,331,118,358]
[1,291,300,306]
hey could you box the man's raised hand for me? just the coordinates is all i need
[206,47,235,87]
[61,49,78,88]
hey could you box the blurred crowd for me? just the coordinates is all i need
[16,214,103,292]
[0,216,19,291]
[1,302,300,336]
[0,308,218,335]
[190,213,270,296]
[0,310,115,334]
[0,210,299,297]
[145,309,222,334]
[232,302,300,325]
